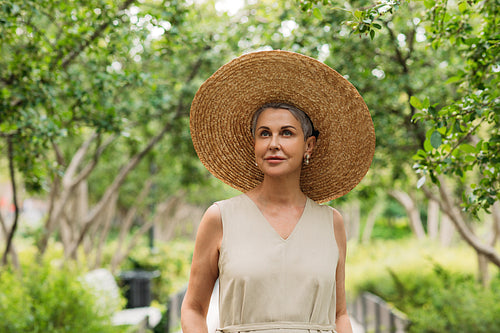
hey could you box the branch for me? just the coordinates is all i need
[2,137,20,267]
[60,0,136,70]
[52,140,66,166]
[63,132,99,187]
[67,118,174,258]
[423,175,500,267]
[67,49,210,258]
[71,133,118,187]
[441,119,484,161]
[38,132,99,253]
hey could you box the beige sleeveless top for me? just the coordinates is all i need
[216,194,339,333]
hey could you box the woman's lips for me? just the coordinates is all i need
[265,156,285,163]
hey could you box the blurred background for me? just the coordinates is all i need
[0,0,498,332]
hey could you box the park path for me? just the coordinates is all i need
[204,280,364,333]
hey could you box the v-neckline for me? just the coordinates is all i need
[243,194,309,242]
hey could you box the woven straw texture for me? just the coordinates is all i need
[190,50,375,203]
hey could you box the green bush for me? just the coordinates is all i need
[0,253,123,333]
[121,239,193,305]
[116,240,193,333]
[356,262,500,333]
[406,267,500,333]
[347,240,500,332]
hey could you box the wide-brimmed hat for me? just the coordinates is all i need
[190,50,375,203]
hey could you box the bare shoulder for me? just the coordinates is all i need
[196,203,223,249]
[330,207,346,248]
[328,207,345,232]
[203,203,222,227]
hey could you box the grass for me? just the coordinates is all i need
[345,237,484,297]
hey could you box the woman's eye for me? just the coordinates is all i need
[282,130,293,136]
[260,131,271,137]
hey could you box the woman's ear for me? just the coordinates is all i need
[305,136,316,154]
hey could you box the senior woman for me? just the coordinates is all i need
[182,51,375,333]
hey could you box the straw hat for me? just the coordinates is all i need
[190,50,375,203]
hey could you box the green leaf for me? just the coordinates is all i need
[445,76,461,84]
[424,139,433,152]
[460,143,476,154]
[437,127,447,135]
[465,155,476,163]
[410,96,422,109]
[370,29,375,40]
[458,2,468,13]
[313,7,323,20]
[422,97,430,109]
[430,131,442,149]
[424,0,435,9]
[354,10,363,19]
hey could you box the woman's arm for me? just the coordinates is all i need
[181,204,222,333]
[332,209,353,333]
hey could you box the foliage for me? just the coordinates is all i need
[119,239,193,305]
[347,240,500,332]
[298,0,402,39]
[0,247,123,333]
[410,0,500,216]
[362,266,500,333]
[407,269,500,333]
[346,238,478,296]
[0,0,244,260]
[370,217,412,240]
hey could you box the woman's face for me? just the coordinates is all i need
[253,107,315,179]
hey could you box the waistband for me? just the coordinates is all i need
[216,322,336,333]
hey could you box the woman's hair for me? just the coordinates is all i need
[251,103,319,141]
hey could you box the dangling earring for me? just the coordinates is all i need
[304,154,310,166]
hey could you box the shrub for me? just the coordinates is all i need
[406,267,500,333]
[121,239,193,304]
[0,253,123,333]
[347,239,500,332]
[357,263,500,333]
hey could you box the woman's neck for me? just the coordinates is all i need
[247,175,306,206]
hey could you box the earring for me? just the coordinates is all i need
[304,154,310,165]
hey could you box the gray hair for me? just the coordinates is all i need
[251,103,318,141]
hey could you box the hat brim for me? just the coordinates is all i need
[190,50,375,203]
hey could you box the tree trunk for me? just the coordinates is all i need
[348,200,361,242]
[92,192,118,268]
[478,202,500,286]
[110,180,152,272]
[2,136,20,267]
[38,133,99,254]
[362,199,386,244]
[110,215,156,274]
[0,211,18,268]
[389,190,426,239]
[422,175,500,268]
[477,253,490,287]
[439,213,455,247]
[427,199,439,240]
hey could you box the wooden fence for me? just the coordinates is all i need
[349,292,410,333]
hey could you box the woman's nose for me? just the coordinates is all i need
[269,134,280,150]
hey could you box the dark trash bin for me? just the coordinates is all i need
[119,270,160,308]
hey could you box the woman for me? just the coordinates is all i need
[182,51,375,333]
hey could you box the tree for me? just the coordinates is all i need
[410,0,500,279]
[298,0,500,274]
[0,0,238,265]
